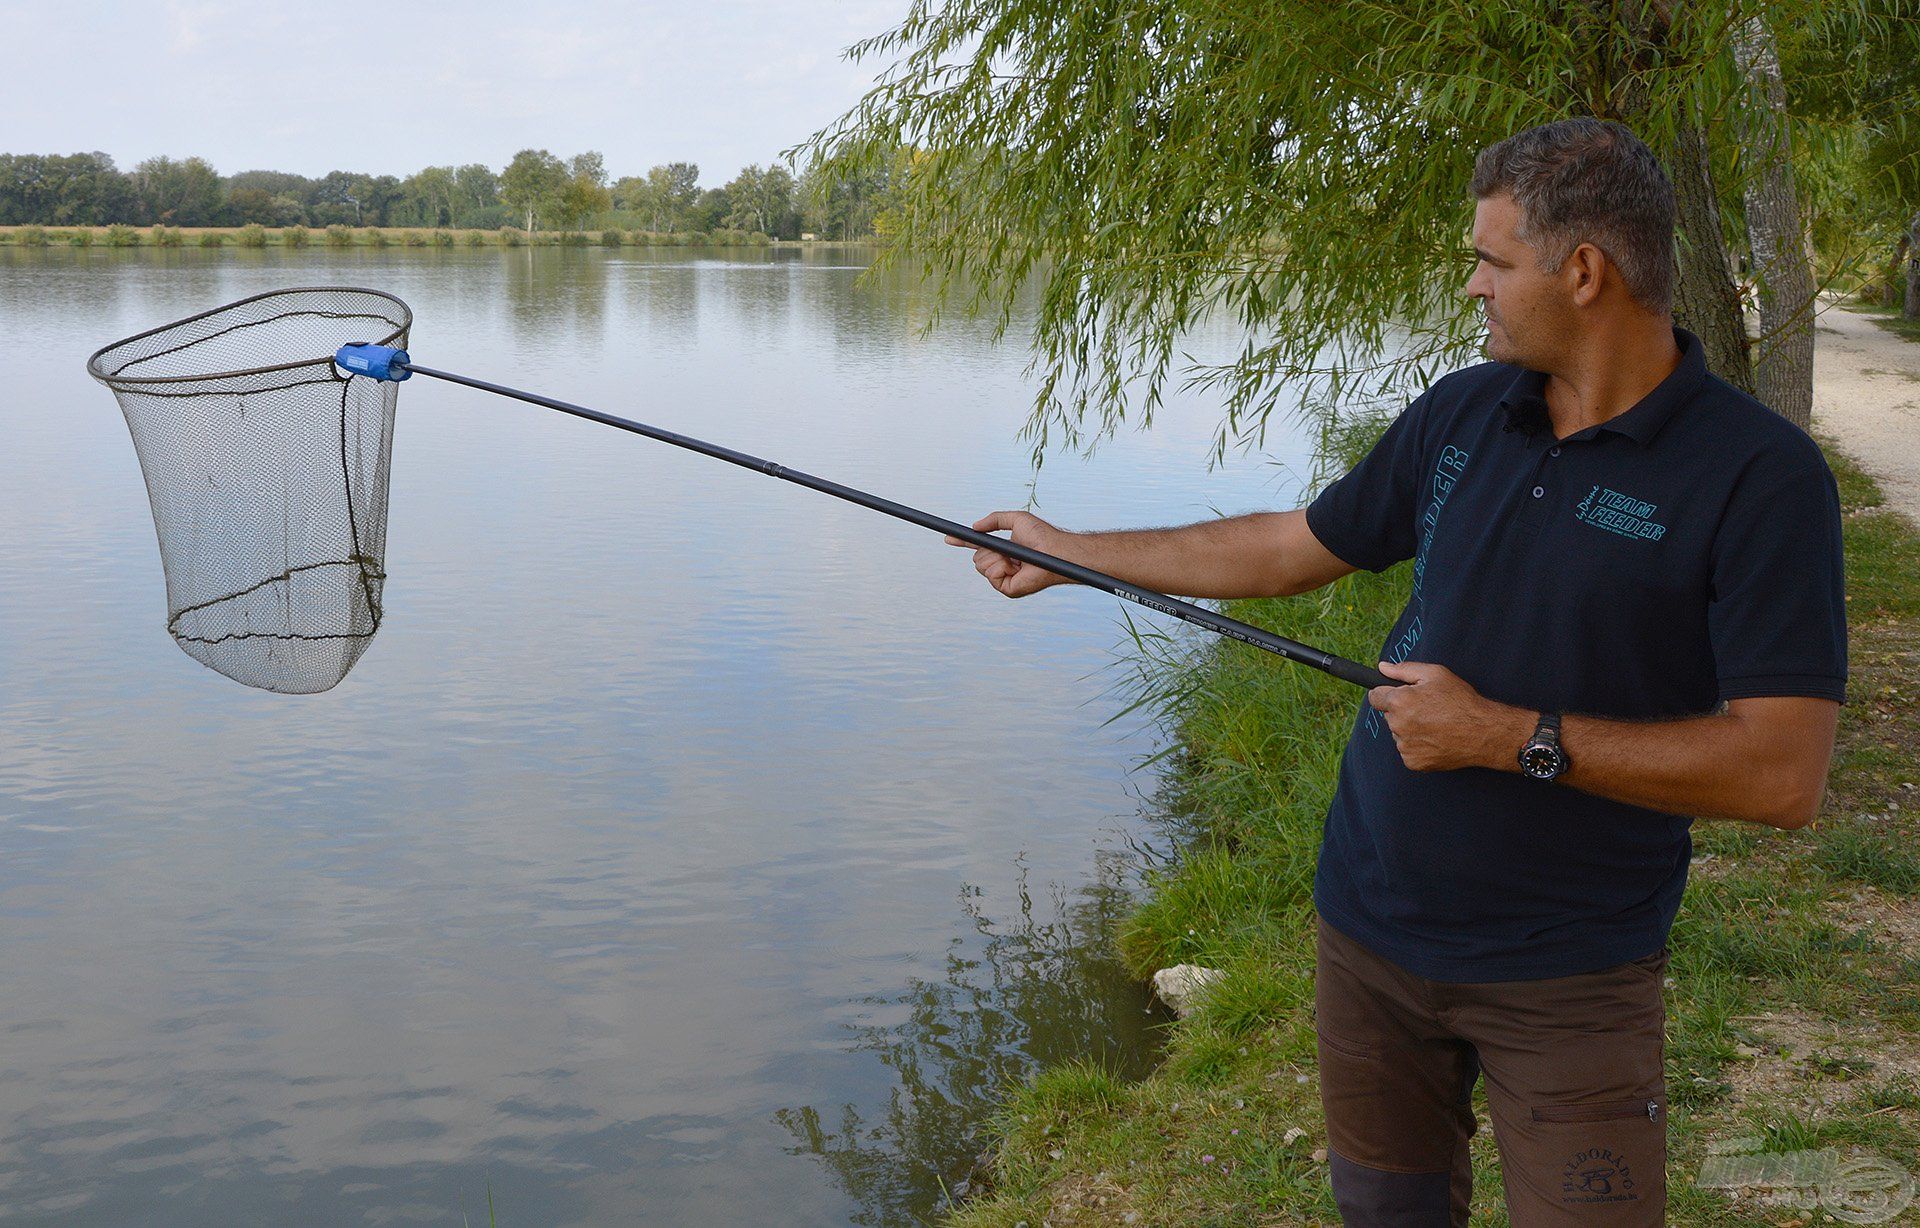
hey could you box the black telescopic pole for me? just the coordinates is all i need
[397,362,1398,691]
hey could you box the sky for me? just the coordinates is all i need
[2,0,906,188]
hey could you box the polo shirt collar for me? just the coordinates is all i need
[1498,326,1706,445]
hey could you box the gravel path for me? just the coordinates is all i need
[1812,301,1920,528]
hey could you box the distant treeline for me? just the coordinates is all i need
[0,223,795,249]
[0,149,895,241]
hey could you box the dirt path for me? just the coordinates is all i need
[1813,301,1920,528]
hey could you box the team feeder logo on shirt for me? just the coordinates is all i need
[1574,485,1667,541]
[1365,445,1469,741]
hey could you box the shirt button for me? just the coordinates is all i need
[1549,446,1562,457]
[1532,485,1545,498]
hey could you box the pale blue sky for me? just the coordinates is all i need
[3,1,904,187]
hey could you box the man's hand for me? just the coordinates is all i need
[1366,660,1531,772]
[945,511,1071,598]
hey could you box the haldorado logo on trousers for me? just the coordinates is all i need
[1575,485,1667,541]
[1561,1146,1639,1203]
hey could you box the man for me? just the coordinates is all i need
[947,118,1847,1226]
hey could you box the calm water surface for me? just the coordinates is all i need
[0,247,1318,1226]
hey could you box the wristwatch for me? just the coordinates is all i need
[1518,712,1569,781]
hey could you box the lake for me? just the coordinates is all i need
[0,246,1319,1226]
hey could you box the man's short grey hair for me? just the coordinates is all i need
[1471,118,1676,314]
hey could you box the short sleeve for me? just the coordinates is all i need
[1304,390,1431,573]
[1707,460,1848,704]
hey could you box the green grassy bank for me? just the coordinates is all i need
[952,382,1920,1224]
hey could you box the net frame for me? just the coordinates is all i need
[88,287,413,693]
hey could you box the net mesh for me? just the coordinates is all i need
[88,287,412,693]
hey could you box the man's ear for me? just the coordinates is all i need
[1567,242,1608,307]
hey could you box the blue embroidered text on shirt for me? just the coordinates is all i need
[1367,444,1469,738]
[1575,485,1667,541]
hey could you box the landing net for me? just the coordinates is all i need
[87,287,412,693]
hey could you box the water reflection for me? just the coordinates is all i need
[505,247,610,342]
[778,854,1167,1227]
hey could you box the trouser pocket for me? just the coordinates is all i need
[1319,1030,1377,1061]
[1531,1098,1660,1125]
[1507,1094,1664,1223]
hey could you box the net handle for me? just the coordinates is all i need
[395,359,1399,692]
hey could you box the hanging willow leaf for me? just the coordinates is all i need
[798,0,1901,469]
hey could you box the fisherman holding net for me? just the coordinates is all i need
[950,119,1847,1226]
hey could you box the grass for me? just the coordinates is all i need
[948,401,1920,1224]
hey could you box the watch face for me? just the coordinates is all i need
[1520,743,1563,780]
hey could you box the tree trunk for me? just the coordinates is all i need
[1668,116,1755,394]
[1885,232,1908,308]
[1731,14,1816,430]
[1589,2,1753,392]
[1907,210,1920,319]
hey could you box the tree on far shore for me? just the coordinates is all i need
[723,163,801,238]
[555,152,612,233]
[615,161,703,232]
[501,148,567,234]
[134,156,221,228]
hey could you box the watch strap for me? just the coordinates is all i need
[1520,711,1568,780]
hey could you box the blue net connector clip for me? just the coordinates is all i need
[335,343,411,382]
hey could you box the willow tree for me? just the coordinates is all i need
[802,0,1878,462]
[1786,0,1920,318]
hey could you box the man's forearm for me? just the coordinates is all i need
[1471,702,1826,829]
[1055,512,1296,599]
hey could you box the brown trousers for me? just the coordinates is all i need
[1313,914,1668,1227]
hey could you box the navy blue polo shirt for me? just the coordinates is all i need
[1304,327,1847,983]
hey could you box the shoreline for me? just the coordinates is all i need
[0,224,877,250]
